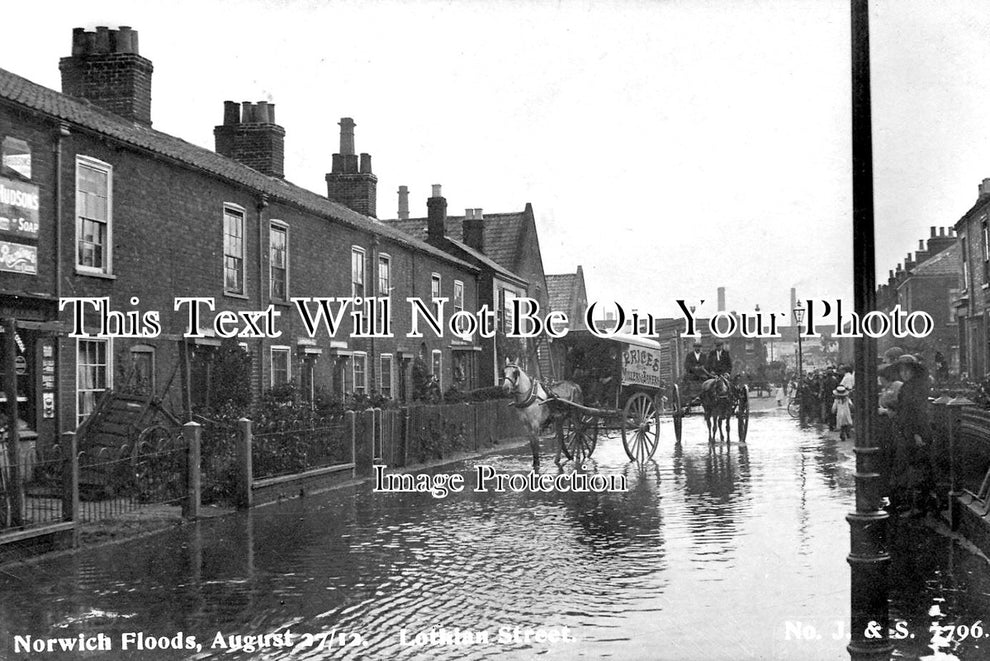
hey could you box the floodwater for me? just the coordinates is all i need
[1,407,988,660]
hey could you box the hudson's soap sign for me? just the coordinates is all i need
[621,345,662,388]
[0,176,40,239]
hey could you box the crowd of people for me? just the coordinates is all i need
[783,349,935,518]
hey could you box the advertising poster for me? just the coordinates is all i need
[0,2,986,660]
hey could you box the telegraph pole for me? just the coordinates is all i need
[848,1,892,659]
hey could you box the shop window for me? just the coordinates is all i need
[270,346,290,387]
[77,338,111,424]
[224,205,245,295]
[76,156,112,274]
[2,137,31,179]
[380,354,393,399]
[270,221,288,301]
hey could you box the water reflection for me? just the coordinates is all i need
[0,410,984,660]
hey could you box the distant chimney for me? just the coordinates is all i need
[790,288,796,319]
[427,185,446,243]
[397,186,410,220]
[464,208,484,253]
[717,287,726,312]
[60,26,153,125]
[326,118,378,217]
[214,101,286,178]
[980,178,990,200]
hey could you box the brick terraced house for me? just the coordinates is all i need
[0,26,489,453]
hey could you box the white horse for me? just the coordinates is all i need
[501,362,582,468]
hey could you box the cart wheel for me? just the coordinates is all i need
[736,385,750,443]
[622,392,660,462]
[564,414,598,465]
[787,397,800,419]
[672,384,683,443]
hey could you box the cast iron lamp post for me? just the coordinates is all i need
[793,300,805,381]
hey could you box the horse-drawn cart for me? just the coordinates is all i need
[550,331,668,463]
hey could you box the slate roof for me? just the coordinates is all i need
[444,237,526,284]
[387,210,528,273]
[910,242,961,278]
[546,273,577,313]
[0,66,477,272]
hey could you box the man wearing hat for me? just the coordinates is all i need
[707,340,733,377]
[684,340,709,382]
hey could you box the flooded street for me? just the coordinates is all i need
[2,406,989,660]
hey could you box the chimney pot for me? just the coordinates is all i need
[116,26,135,54]
[930,226,937,238]
[95,26,110,54]
[268,103,276,125]
[919,240,925,250]
[223,101,239,125]
[359,153,372,174]
[71,27,86,56]
[241,101,253,123]
[432,184,442,198]
[255,100,270,123]
[339,118,356,155]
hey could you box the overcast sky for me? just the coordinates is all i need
[1,1,984,321]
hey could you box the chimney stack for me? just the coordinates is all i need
[397,186,410,220]
[464,208,485,253]
[214,100,286,178]
[926,226,955,256]
[60,26,154,125]
[427,185,447,243]
[717,287,726,312]
[326,118,378,217]
[979,178,990,200]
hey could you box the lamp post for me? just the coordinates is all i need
[849,2,890,659]
[793,300,805,381]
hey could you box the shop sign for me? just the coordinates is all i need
[0,176,40,239]
[621,344,663,389]
[0,240,37,274]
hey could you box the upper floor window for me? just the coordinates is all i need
[431,273,442,316]
[453,280,466,334]
[352,247,366,299]
[76,156,112,274]
[378,254,391,296]
[982,217,989,282]
[962,235,970,290]
[224,205,245,295]
[502,288,516,332]
[270,222,288,300]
